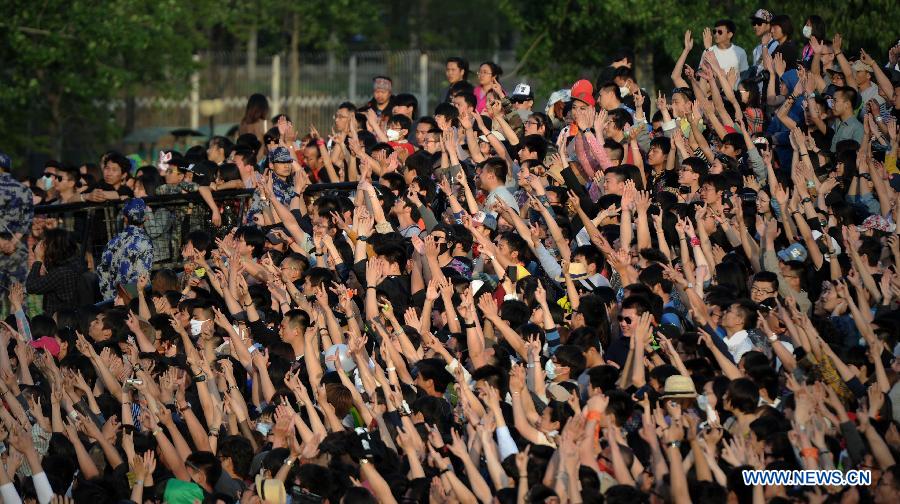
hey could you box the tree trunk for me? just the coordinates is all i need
[247,25,258,87]
[289,11,301,120]
[635,42,655,110]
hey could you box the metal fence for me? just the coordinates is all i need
[34,184,357,271]
[114,49,519,148]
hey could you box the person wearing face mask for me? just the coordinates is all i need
[385,114,414,156]
[800,15,827,63]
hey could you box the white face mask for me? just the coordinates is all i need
[386,128,401,141]
[802,25,812,39]
[42,176,54,190]
[544,360,557,380]
[189,318,208,337]
[619,86,631,97]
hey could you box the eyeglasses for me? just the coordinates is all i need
[524,120,539,127]
[617,315,633,324]
[751,20,765,26]
[715,29,726,35]
[679,167,695,173]
[751,286,775,295]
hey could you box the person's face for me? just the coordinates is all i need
[89,314,105,340]
[303,146,321,167]
[855,70,872,85]
[451,95,471,115]
[513,99,533,111]
[722,304,744,329]
[423,133,442,154]
[750,280,777,302]
[391,104,413,119]
[524,116,542,136]
[103,162,125,185]
[618,308,638,337]
[670,94,690,117]
[373,88,390,106]
[272,161,293,178]
[446,62,464,84]
[599,89,618,111]
[752,20,769,37]
[603,175,624,196]
[207,144,224,163]
[415,123,431,146]
[771,24,784,40]
[678,164,698,186]
[477,64,494,86]
[700,183,720,204]
[165,167,185,185]
[334,108,351,132]
[648,145,666,166]
[55,172,75,192]
[714,25,733,44]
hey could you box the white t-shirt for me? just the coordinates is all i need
[710,45,739,73]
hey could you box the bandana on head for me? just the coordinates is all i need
[373,77,393,92]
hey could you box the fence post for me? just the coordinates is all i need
[348,54,357,104]
[419,52,429,115]
[271,54,282,116]
[190,54,200,129]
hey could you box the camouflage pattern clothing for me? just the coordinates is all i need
[246,175,296,224]
[0,172,34,292]
[155,181,199,195]
[97,223,153,301]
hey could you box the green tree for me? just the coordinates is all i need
[0,0,227,170]
[498,0,899,100]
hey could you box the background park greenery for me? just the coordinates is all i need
[1,0,897,172]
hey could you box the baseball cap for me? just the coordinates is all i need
[0,152,11,171]
[749,9,773,23]
[510,83,534,102]
[570,79,595,107]
[852,60,874,73]
[777,243,808,263]
[30,336,61,358]
[545,89,571,111]
[859,214,896,233]
[270,147,293,164]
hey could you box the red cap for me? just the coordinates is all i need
[570,79,596,107]
[30,336,61,358]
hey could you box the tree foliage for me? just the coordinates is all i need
[1,0,228,167]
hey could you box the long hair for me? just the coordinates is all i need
[241,93,269,125]
[42,228,77,270]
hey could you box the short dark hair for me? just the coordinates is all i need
[454,92,477,110]
[481,157,508,182]
[209,136,234,157]
[770,14,794,38]
[387,114,412,132]
[650,136,671,154]
[416,358,454,393]
[446,56,470,80]
[604,140,625,161]
[681,156,709,178]
[726,377,760,414]
[714,19,737,35]
[393,93,419,118]
[621,295,652,315]
[522,135,547,161]
[433,102,459,123]
[185,451,222,486]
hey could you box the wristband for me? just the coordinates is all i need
[668,441,682,449]
[463,321,476,329]
[193,373,207,383]
[585,411,604,423]
[690,236,701,247]
[801,447,819,459]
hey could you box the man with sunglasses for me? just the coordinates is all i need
[749,9,778,75]
[703,19,749,78]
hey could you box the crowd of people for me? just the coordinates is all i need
[0,8,900,504]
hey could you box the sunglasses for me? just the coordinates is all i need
[715,29,726,35]
[752,20,765,26]
[617,315,633,324]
